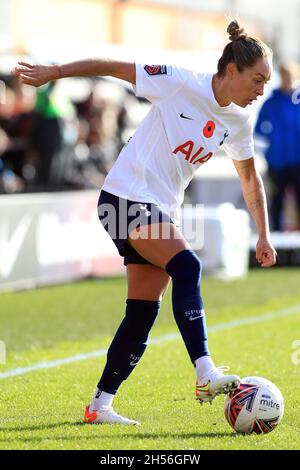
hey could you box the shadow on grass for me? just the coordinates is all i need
[0,433,236,444]
[0,421,237,442]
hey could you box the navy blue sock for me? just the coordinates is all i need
[165,249,209,363]
[98,298,161,395]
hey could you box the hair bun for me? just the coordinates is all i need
[227,20,247,41]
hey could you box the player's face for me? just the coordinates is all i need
[229,57,272,108]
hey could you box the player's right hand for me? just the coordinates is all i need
[12,62,60,87]
[256,236,277,268]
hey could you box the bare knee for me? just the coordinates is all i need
[127,263,170,301]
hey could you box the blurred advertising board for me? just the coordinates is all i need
[0,190,125,292]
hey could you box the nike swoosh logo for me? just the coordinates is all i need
[180,113,193,120]
[196,382,209,390]
[189,315,203,321]
[0,214,32,278]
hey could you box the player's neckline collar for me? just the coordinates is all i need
[209,74,234,111]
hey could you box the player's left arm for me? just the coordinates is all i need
[233,157,277,268]
[12,59,136,87]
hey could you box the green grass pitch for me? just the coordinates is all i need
[0,268,300,450]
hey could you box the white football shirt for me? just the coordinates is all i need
[102,64,255,225]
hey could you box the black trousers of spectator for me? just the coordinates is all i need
[30,114,63,186]
[268,164,300,231]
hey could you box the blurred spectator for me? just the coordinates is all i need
[29,80,64,188]
[0,77,34,193]
[255,64,300,231]
[0,67,150,195]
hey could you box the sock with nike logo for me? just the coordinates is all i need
[165,249,210,363]
[97,299,161,394]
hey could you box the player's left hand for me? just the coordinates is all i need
[256,237,277,268]
[12,62,59,87]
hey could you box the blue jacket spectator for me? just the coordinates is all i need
[255,89,300,169]
[255,65,300,230]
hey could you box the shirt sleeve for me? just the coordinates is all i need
[222,115,255,161]
[133,63,189,103]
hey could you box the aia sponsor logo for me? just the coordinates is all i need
[173,119,228,165]
[173,141,213,165]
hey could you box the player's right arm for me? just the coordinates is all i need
[12,59,136,87]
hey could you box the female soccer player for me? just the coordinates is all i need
[14,20,277,426]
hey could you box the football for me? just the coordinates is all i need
[224,376,284,434]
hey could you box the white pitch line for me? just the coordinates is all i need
[0,303,300,380]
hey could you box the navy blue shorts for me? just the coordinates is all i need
[97,189,174,266]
